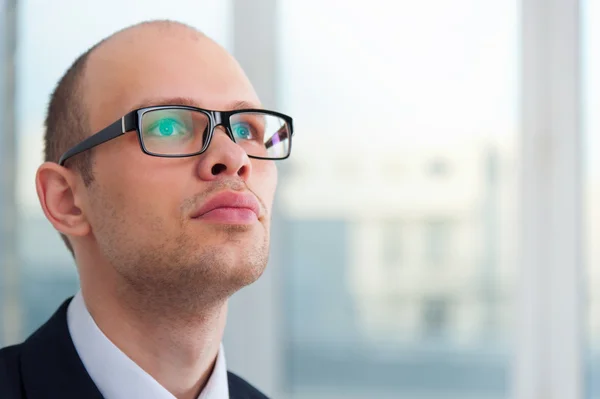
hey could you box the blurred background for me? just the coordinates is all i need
[0,0,597,398]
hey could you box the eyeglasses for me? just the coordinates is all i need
[58,105,295,166]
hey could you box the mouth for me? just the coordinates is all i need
[190,191,261,225]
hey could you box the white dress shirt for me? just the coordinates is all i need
[67,291,229,399]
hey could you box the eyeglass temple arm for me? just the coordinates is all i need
[264,124,291,149]
[58,113,136,165]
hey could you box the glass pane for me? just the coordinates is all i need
[141,109,209,155]
[7,0,232,344]
[585,0,600,397]
[278,1,518,398]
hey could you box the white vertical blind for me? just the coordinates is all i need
[514,0,584,398]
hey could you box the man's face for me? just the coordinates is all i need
[79,26,277,302]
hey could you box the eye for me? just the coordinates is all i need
[146,118,188,138]
[232,122,253,140]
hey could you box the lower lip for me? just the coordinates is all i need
[195,207,258,224]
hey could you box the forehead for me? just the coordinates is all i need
[83,27,259,131]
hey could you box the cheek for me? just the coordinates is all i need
[93,155,185,223]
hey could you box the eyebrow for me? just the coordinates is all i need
[130,97,262,112]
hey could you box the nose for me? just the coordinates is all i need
[195,127,252,181]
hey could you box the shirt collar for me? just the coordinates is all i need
[67,290,229,399]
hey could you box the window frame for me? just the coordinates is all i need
[0,0,587,397]
[513,0,584,398]
[0,0,21,346]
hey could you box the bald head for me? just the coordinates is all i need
[43,20,259,254]
[82,21,254,139]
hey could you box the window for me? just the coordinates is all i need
[422,297,451,338]
[428,158,452,178]
[425,219,452,268]
[382,221,404,268]
[1,1,591,398]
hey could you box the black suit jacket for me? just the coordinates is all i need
[0,298,268,399]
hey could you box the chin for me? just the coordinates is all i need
[218,252,268,286]
[185,243,269,291]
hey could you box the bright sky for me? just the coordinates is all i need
[13,0,599,209]
[279,0,519,144]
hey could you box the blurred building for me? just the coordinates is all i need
[280,136,516,348]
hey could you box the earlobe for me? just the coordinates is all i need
[35,162,90,239]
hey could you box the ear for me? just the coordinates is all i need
[35,162,91,240]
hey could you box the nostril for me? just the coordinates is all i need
[211,164,227,175]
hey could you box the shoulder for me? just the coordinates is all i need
[227,371,269,399]
[0,343,24,398]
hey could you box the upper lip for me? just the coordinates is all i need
[190,191,261,219]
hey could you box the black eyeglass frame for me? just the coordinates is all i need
[58,105,295,166]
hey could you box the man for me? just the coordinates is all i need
[0,20,294,399]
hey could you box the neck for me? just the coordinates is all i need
[80,279,228,399]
